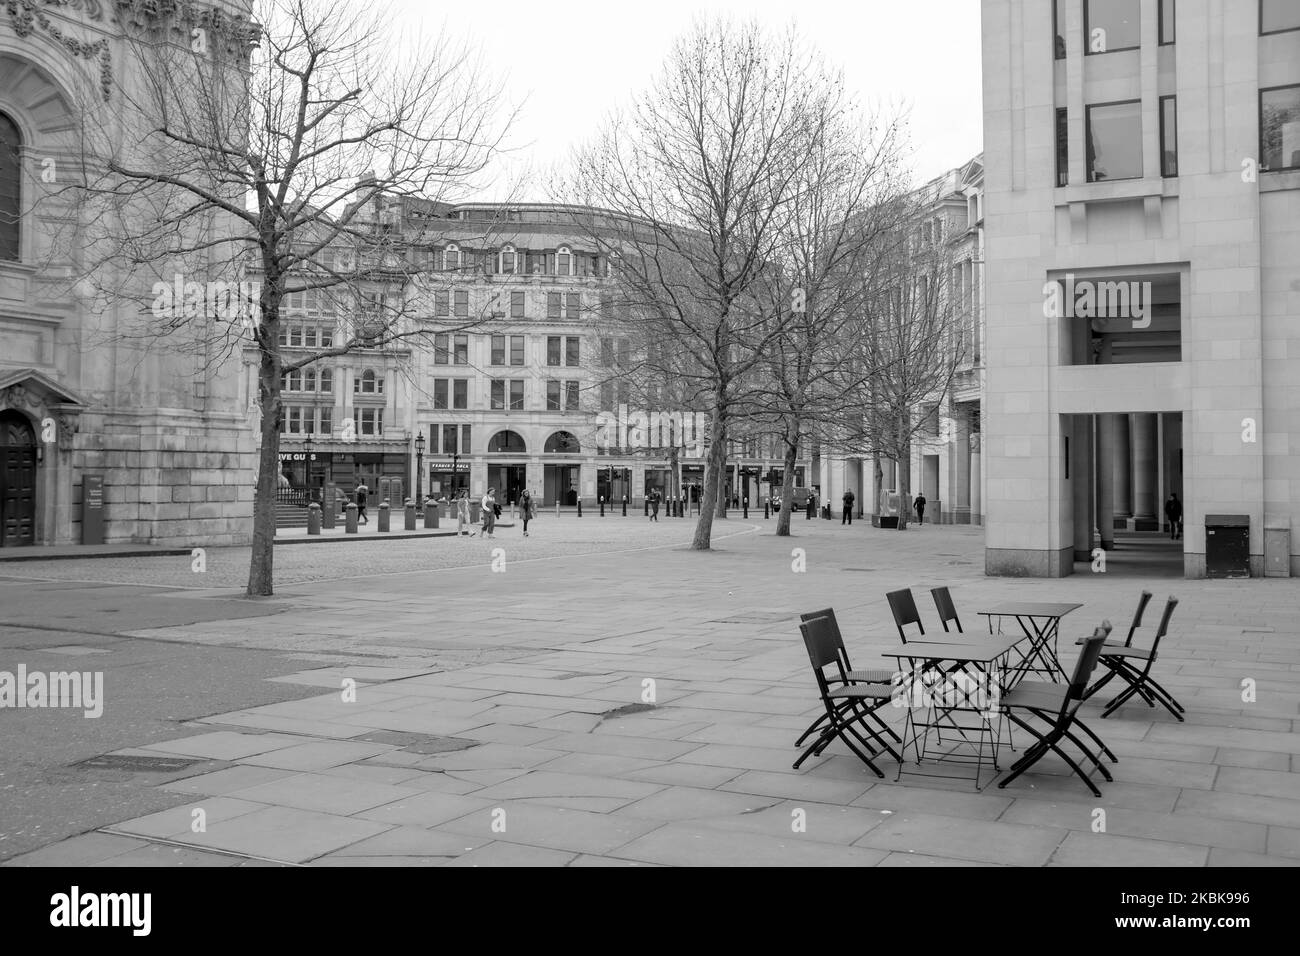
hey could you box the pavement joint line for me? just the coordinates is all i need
[95,828,304,867]
[0,521,764,594]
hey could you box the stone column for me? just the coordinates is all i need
[969,433,982,527]
[1131,413,1157,528]
[954,414,971,522]
[1071,416,1093,559]
[1096,414,1115,551]
[1113,412,1132,525]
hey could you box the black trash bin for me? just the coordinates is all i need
[1205,514,1250,579]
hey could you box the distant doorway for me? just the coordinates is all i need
[0,411,37,547]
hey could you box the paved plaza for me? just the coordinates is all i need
[2,516,1299,867]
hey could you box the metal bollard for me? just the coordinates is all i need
[404,498,416,531]
[378,499,390,532]
[322,489,336,529]
[345,502,358,534]
[307,502,321,535]
[555,501,560,517]
[600,496,605,517]
[577,499,583,517]
[644,498,649,517]
[424,500,438,529]
[743,497,748,519]
[764,500,770,519]
[622,496,628,517]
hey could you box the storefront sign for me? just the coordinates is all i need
[278,452,330,463]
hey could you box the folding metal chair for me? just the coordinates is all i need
[996,625,1114,797]
[794,609,897,748]
[795,616,902,777]
[931,586,963,633]
[1088,597,1184,721]
[886,588,926,643]
[1076,590,1151,650]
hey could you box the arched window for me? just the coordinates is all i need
[359,369,377,393]
[555,246,571,276]
[499,245,516,274]
[487,430,526,453]
[443,243,461,271]
[0,111,21,261]
[544,431,580,454]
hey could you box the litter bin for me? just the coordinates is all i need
[1264,517,1291,578]
[1205,514,1250,579]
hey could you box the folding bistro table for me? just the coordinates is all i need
[882,636,1022,790]
[977,602,1083,686]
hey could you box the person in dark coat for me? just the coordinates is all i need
[355,482,369,524]
[914,494,927,525]
[842,489,855,525]
[649,488,660,522]
[1164,493,1183,540]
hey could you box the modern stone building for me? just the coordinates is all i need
[1,0,258,549]
[981,0,1300,577]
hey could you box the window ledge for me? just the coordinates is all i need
[1057,177,1176,204]
[1261,170,1300,192]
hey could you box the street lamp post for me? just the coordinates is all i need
[414,430,426,516]
[303,433,315,502]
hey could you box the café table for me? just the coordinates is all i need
[881,636,1022,790]
[977,602,1083,687]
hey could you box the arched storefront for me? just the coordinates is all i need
[486,430,527,505]
[543,431,581,505]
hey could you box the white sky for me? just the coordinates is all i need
[389,0,983,201]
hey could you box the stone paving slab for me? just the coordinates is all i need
[12,522,1300,866]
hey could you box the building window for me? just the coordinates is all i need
[319,408,332,436]
[443,244,461,271]
[1056,108,1069,186]
[357,408,383,435]
[1261,85,1300,171]
[565,336,580,366]
[286,406,302,434]
[1085,0,1140,54]
[358,369,378,393]
[285,370,302,391]
[600,382,614,411]
[454,290,469,318]
[547,336,562,366]
[491,379,505,410]
[1086,100,1143,181]
[303,327,317,348]
[0,111,20,261]
[462,424,471,453]
[511,291,525,318]
[1160,96,1178,177]
[1261,0,1300,34]
[435,291,449,317]
[510,335,525,366]
[1054,0,1068,58]
[453,334,468,364]
[547,292,561,319]
[434,379,448,409]
[546,380,561,410]
[453,379,467,409]
[319,369,333,394]
[491,334,506,365]
[509,380,524,411]
[434,332,449,364]
[289,326,303,347]
[1159,0,1175,44]
[565,381,579,411]
[565,292,580,317]
[600,337,614,366]
[304,369,316,392]
[488,430,526,453]
[441,423,457,455]
[500,245,517,273]
[556,246,572,275]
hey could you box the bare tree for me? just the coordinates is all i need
[837,212,967,531]
[58,0,514,595]
[563,19,842,549]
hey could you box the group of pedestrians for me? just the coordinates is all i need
[441,487,538,538]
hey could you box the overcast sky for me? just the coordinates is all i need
[390,0,983,202]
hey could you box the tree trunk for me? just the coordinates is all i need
[247,359,281,596]
[873,454,884,520]
[691,408,725,549]
[896,415,911,531]
[714,447,727,519]
[775,428,799,536]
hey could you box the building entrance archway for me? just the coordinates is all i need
[0,410,37,547]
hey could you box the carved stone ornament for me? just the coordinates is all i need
[4,0,114,100]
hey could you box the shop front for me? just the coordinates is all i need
[428,458,470,500]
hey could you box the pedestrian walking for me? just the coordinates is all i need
[914,493,927,525]
[841,489,855,525]
[649,487,660,522]
[519,489,535,536]
[456,489,472,536]
[1164,492,1183,540]
[805,491,816,520]
[355,481,369,525]
[480,487,497,538]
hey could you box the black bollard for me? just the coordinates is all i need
[764,500,770,519]
[743,497,748,519]
[622,496,628,517]
[577,498,583,517]
[644,498,649,517]
[600,496,605,517]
